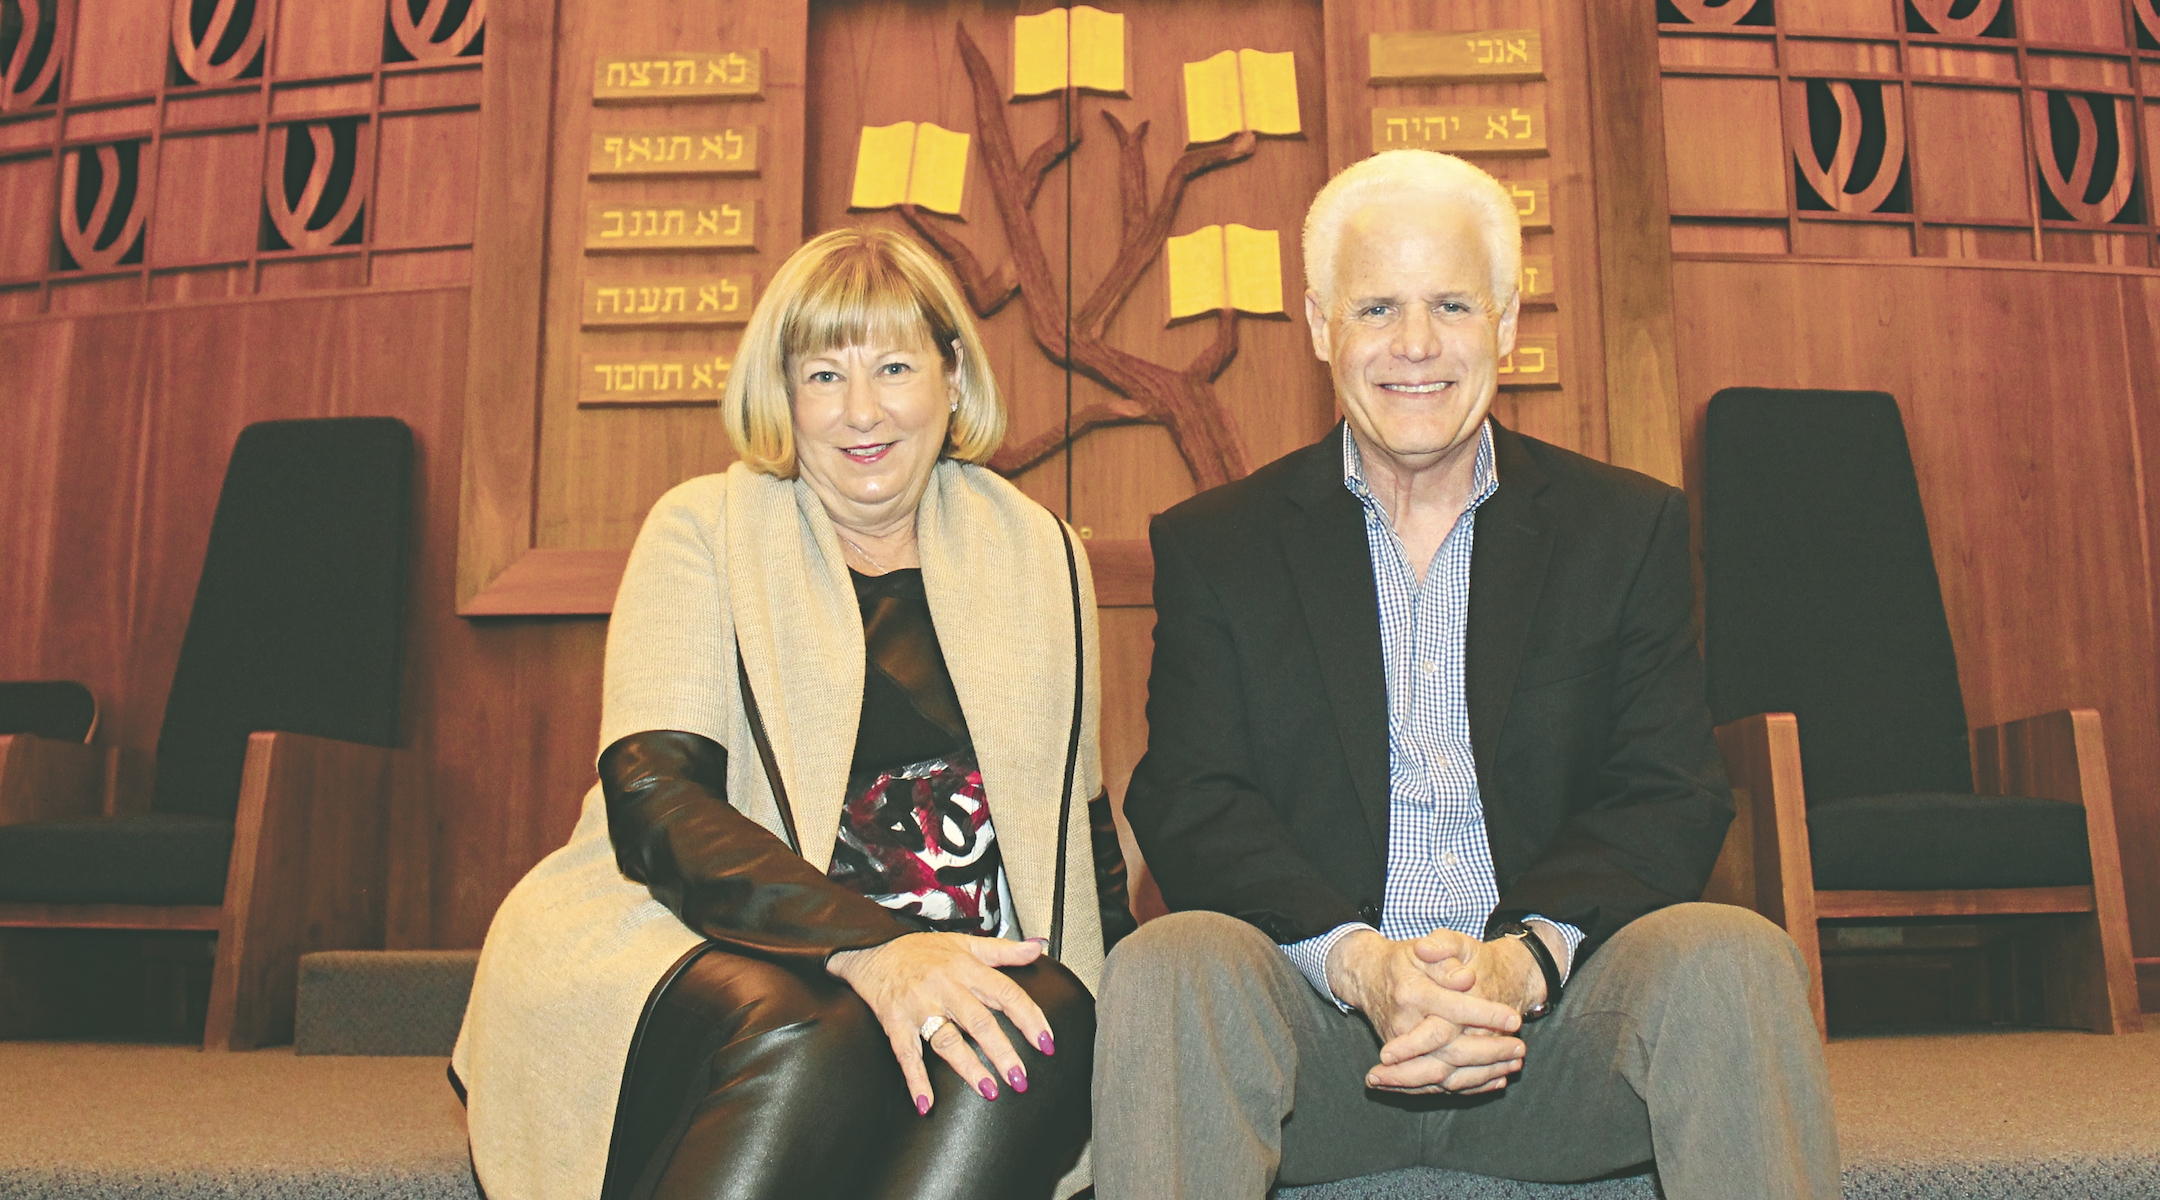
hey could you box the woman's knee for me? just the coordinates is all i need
[1015,956,1094,1038]
[1003,958,1094,1095]
[674,948,891,1072]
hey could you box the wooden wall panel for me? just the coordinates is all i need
[1910,86,2029,223]
[273,0,394,76]
[1663,75,1785,214]
[373,110,484,248]
[1780,0,1898,34]
[1672,259,2160,962]
[149,133,263,264]
[2018,1,2131,48]
[0,158,56,277]
[67,0,167,102]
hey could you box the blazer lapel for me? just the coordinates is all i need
[915,465,1070,945]
[1280,426,1392,859]
[1466,424,1555,788]
[726,470,864,872]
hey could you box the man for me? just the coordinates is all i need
[1093,151,1838,1198]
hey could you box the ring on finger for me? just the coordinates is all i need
[918,1013,951,1042]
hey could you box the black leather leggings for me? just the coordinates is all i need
[600,945,1094,1200]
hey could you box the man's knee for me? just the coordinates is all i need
[1102,910,1278,995]
[1606,902,1808,994]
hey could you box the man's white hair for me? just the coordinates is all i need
[1301,150,1523,310]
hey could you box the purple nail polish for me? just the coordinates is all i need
[977,1077,1000,1101]
[1007,1066,1028,1093]
[914,1094,931,1116]
[1037,1031,1056,1055]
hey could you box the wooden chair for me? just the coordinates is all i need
[0,418,413,1050]
[1697,389,2140,1037]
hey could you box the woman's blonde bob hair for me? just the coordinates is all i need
[723,226,1005,477]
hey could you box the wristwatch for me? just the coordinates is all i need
[1496,920,1564,1021]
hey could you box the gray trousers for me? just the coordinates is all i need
[1092,903,1839,1200]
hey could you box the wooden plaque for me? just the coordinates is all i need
[593,51,764,102]
[1369,29,1543,85]
[1497,335,1559,388]
[1508,179,1552,231]
[1372,105,1547,155]
[582,275,757,328]
[1520,255,1555,303]
[589,127,760,177]
[578,349,736,406]
[584,200,758,251]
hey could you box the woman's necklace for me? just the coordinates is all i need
[838,532,892,574]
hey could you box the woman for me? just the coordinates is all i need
[453,228,1131,1200]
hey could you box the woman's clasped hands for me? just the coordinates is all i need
[827,932,1058,1115]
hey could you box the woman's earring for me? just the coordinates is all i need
[949,401,958,412]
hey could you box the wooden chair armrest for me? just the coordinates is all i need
[1970,708,2140,1032]
[1709,713,1819,933]
[206,730,396,1050]
[0,733,103,826]
[1971,708,2105,807]
[1711,712,1827,1036]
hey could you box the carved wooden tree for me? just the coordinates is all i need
[899,23,1259,489]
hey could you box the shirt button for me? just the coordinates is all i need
[1419,659,1436,675]
[1441,851,1459,867]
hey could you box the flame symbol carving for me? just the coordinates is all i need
[59,144,149,271]
[171,0,264,85]
[265,122,372,250]
[1664,0,1767,27]
[1907,0,2008,38]
[1787,81,1905,215]
[2031,92,2136,226]
[2,0,64,111]
[389,0,486,61]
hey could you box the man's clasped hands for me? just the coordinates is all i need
[1322,924,1562,1096]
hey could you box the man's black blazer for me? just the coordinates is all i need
[1124,421,1733,962]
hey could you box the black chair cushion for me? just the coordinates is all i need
[1808,794,2092,892]
[0,814,234,906]
[0,681,97,742]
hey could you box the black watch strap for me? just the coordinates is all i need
[1499,920,1564,1020]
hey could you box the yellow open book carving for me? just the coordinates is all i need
[1013,6,1127,98]
[1182,48,1300,146]
[1164,224,1283,322]
[849,121,971,215]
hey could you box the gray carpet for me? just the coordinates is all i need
[0,1043,472,1200]
[2,1028,2157,1199]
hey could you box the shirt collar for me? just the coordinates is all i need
[1341,419,1499,513]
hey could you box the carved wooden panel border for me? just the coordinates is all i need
[0,0,487,319]
[1659,0,2160,269]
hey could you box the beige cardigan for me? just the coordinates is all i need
[452,461,1106,1200]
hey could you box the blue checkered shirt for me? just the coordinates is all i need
[1281,422,1584,1006]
